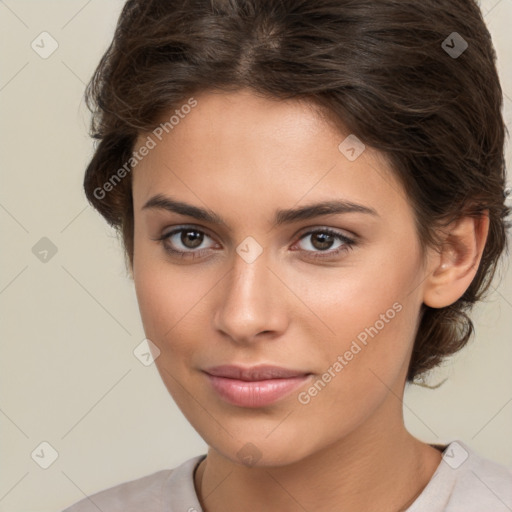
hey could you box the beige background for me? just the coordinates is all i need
[0,1,511,511]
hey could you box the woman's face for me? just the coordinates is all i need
[131,88,430,466]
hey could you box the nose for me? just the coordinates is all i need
[213,249,289,345]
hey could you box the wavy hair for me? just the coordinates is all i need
[82,0,510,382]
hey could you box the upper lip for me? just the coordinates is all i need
[204,365,310,381]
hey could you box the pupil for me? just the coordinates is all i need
[312,233,334,250]
[182,230,203,248]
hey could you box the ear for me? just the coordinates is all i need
[422,212,490,308]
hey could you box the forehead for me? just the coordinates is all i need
[138,89,338,158]
[131,89,410,225]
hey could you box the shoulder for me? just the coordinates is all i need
[62,469,173,512]
[62,455,206,512]
[425,440,512,512]
[448,441,512,510]
[408,440,512,512]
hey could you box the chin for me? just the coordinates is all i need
[198,422,324,469]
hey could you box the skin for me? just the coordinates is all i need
[131,88,489,512]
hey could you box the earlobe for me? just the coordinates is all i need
[422,213,489,309]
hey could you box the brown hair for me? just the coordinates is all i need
[83,0,510,382]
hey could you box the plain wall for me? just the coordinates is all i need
[0,1,511,511]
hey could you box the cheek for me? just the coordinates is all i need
[290,238,420,341]
[296,246,422,390]
[295,298,418,437]
[133,249,224,374]
[134,228,189,330]
[133,262,202,405]
[133,249,194,353]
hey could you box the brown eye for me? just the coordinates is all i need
[310,232,335,251]
[294,228,356,260]
[180,229,204,249]
[158,226,217,256]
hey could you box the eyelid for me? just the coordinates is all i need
[157,224,216,242]
[295,225,356,241]
[291,227,356,254]
[156,225,219,251]
[155,224,356,259]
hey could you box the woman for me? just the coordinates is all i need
[63,0,512,510]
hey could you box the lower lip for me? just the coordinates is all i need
[205,374,311,408]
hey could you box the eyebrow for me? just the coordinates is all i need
[142,194,378,227]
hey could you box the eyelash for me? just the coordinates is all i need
[154,225,356,261]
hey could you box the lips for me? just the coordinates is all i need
[203,365,312,408]
[205,365,309,381]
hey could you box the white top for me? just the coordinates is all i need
[62,440,512,511]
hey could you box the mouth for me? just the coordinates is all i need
[203,365,313,408]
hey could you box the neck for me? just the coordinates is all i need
[194,405,442,512]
